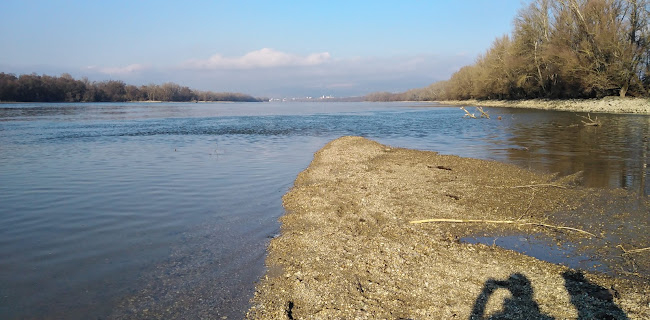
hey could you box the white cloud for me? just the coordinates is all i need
[183,48,331,70]
[168,53,472,97]
[71,52,471,97]
[324,82,358,88]
[86,64,146,75]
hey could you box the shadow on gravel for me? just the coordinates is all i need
[470,271,628,320]
[562,270,628,320]
[470,273,553,320]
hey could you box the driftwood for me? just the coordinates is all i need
[409,218,596,237]
[460,106,491,119]
[460,107,476,118]
[476,106,490,119]
[578,113,601,126]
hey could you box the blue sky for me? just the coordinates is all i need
[0,1,527,97]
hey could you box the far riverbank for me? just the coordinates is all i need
[435,97,649,115]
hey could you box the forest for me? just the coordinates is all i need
[0,72,263,102]
[367,0,650,101]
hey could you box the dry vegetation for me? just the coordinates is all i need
[368,0,650,102]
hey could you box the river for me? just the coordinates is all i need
[0,101,647,319]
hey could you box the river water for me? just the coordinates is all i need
[0,102,647,319]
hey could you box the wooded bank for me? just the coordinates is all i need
[368,0,650,102]
[0,72,263,103]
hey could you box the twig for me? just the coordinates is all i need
[445,194,461,200]
[524,222,596,237]
[617,269,648,279]
[509,184,568,189]
[427,165,452,171]
[617,245,650,255]
[516,189,536,221]
[460,107,476,119]
[409,218,596,237]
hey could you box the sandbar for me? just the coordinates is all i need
[435,97,649,115]
[248,136,649,319]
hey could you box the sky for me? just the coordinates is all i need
[0,1,528,98]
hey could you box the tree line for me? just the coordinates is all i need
[0,72,263,102]
[368,0,650,101]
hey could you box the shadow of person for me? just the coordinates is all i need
[562,270,628,320]
[470,273,554,320]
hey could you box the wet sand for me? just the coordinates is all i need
[435,97,650,115]
[248,136,649,319]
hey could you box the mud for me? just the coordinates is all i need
[248,136,649,319]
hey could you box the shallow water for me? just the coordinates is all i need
[462,234,608,272]
[0,102,647,318]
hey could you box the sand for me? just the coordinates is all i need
[247,136,649,319]
[434,97,650,115]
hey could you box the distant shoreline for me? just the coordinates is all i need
[0,100,258,104]
[433,97,650,115]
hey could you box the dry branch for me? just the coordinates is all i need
[578,113,601,126]
[509,184,568,189]
[460,107,476,119]
[409,218,596,237]
[485,184,568,189]
[476,106,490,119]
[617,245,650,255]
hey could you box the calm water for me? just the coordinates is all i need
[0,102,647,319]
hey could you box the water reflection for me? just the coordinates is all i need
[489,109,649,196]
